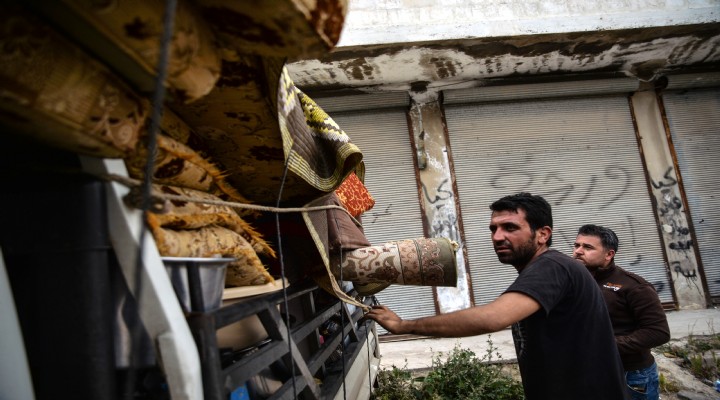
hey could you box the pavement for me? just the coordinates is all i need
[376,307,720,371]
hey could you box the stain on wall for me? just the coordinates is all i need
[288,24,720,91]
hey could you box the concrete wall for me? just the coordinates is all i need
[339,0,720,46]
[291,1,720,310]
[408,92,472,313]
[289,1,720,92]
[630,88,708,309]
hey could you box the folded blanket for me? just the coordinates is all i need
[126,134,255,216]
[149,224,273,286]
[145,184,275,287]
[0,6,147,158]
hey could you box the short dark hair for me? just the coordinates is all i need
[490,192,553,246]
[577,224,619,252]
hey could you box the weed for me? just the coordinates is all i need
[659,328,720,384]
[372,338,524,400]
[373,362,422,400]
[659,373,679,393]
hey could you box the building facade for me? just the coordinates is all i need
[288,0,720,327]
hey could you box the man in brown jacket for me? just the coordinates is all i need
[573,224,671,400]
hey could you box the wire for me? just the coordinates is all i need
[331,209,348,400]
[274,147,298,398]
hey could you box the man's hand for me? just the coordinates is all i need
[365,305,405,334]
[364,292,540,338]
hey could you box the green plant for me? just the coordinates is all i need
[373,362,422,400]
[658,372,679,393]
[371,338,524,400]
[658,327,720,383]
[421,345,524,400]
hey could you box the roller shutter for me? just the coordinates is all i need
[443,83,673,305]
[662,81,720,299]
[314,93,439,331]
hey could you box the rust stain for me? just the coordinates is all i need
[293,23,720,90]
[339,58,375,80]
[430,57,459,79]
[629,59,668,81]
[410,81,430,93]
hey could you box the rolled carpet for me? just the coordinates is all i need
[339,238,458,287]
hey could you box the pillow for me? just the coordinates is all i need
[334,172,375,217]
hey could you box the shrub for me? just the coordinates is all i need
[421,345,524,400]
[373,363,422,400]
[372,338,524,400]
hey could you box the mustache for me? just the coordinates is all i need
[494,240,511,249]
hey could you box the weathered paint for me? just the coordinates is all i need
[409,93,472,313]
[338,0,720,47]
[286,2,720,311]
[288,24,720,91]
[630,90,707,309]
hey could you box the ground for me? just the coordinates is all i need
[654,338,720,400]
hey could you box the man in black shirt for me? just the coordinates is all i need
[574,224,670,400]
[366,193,628,399]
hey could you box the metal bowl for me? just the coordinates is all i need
[161,257,235,312]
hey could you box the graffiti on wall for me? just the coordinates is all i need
[422,178,459,240]
[421,175,472,311]
[484,162,672,296]
[650,166,700,291]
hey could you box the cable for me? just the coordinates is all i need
[124,0,177,399]
[331,210,348,400]
[274,148,298,398]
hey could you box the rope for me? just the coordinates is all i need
[99,172,363,227]
[124,0,176,399]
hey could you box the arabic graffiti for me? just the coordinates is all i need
[651,166,699,287]
[423,179,461,243]
[487,163,672,294]
[489,165,631,210]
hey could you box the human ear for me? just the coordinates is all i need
[537,226,552,245]
[605,249,615,261]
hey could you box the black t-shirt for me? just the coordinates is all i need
[505,249,629,400]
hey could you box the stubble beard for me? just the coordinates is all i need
[496,233,539,269]
[576,257,601,271]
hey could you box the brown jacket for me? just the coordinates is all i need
[592,263,671,371]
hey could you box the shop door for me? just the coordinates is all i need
[662,83,720,300]
[443,83,673,305]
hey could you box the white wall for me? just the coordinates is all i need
[338,0,720,46]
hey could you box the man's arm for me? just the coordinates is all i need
[365,291,541,337]
[616,284,671,355]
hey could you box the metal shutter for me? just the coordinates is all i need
[316,100,438,331]
[444,92,672,304]
[662,86,720,298]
